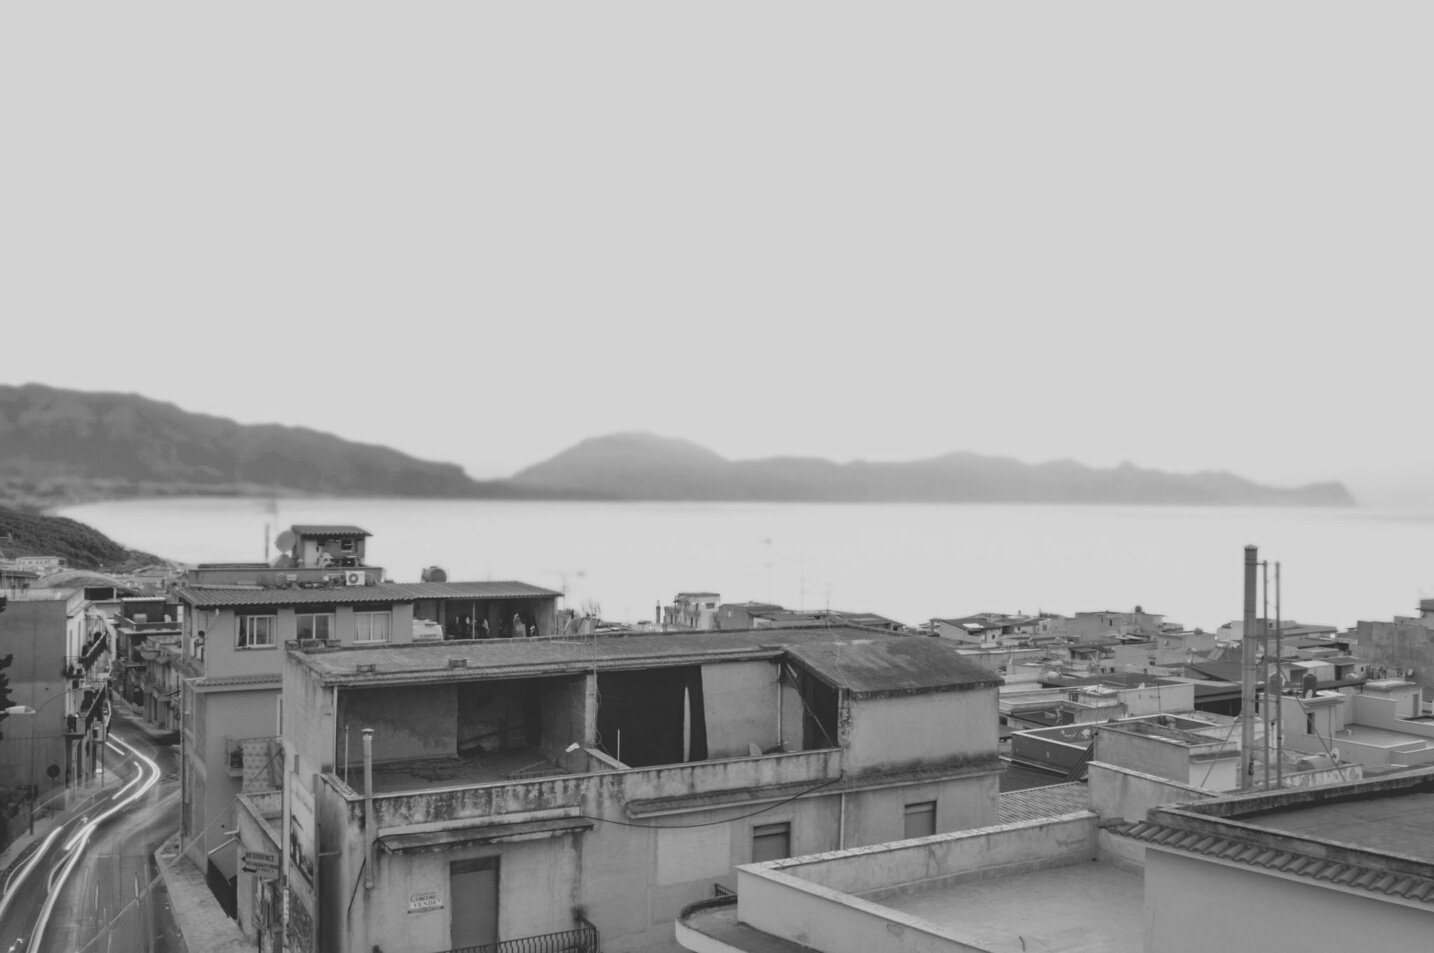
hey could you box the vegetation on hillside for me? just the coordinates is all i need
[0,507,156,570]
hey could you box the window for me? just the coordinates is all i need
[751,822,791,863]
[295,613,334,641]
[237,615,276,649]
[354,612,391,643]
[904,801,936,839]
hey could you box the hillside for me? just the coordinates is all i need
[512,433,1356,506]
[0,507,157,570]
[0,384,526,508]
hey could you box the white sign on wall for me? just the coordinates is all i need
[408,890,445,913]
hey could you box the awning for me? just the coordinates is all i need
[378,817,593,855]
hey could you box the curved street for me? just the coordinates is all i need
[0,708,185,953]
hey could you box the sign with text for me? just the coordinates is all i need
[408,890,445,913]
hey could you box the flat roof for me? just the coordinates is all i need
[880,860,1143,952]
[292,626,1003,692]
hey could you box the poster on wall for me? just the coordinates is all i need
[289,780,316,887]
[286,778,318,953]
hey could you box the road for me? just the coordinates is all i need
[0,708,185,953]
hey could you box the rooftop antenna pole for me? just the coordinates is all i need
[1262,559,1271,791]
[1240,545,1258,790]
[1275,562,1283,789]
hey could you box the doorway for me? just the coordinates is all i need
[450,856,499,949]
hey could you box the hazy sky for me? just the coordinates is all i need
[3,6,1431,504]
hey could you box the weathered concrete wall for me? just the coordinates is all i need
[194,686,280,860]
[0,598,70,790]
[1011,724,1095,772]
[338,684,457,763]
[1144,846,1434,952]
[732,815,1096,953]
[845,688,996,773]
[765,813,1095,896]
[703,661,778,758]
[366,747,843,829]
[1087,761,1213,869]
[1096,730,1181,782]
[1353,620,1434,690]
[839,773,999,846]
[283,656,335,780]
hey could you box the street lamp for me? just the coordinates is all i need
[5,694,68,836]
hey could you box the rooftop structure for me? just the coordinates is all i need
[266,624,1005,953]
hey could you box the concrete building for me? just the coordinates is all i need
[0,590,80,800]
[931,613,1045,647]
[667,592,721,629]
[1060,607,1165,641]
[679,760,1434,953]
[257,626,1002,953]
[175,522,561,911]
[1279,679,1434,770]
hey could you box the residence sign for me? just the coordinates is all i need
[408,890,445,913]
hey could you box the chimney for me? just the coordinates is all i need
[1240,545,1258,789]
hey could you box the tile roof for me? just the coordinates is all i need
[289,525,371,537]
[1109,818,1434,903]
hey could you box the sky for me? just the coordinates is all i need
[3,6,1431,506]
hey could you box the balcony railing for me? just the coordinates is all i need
[440,921,599,953]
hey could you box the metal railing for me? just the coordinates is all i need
[441,921,599,953]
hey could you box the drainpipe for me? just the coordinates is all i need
[363,728,375,890]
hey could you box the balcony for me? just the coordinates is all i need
[436,920,599,953]
[330,747,844,832]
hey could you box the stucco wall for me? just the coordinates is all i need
[194,686,280,858]
[338,684,457,763]
[845,688,996,773]
[1144,847,1434,951]
[703,661,779,758]
[0,598,71,790]
[733,814,1097,953]
[1087,761,1213,869]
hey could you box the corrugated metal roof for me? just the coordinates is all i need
[997,783,1090,823]
[396,581,561,600]
[787,637,1002,696]
[176,584,418,607]
[1109,818,1434,903]
[289,525,371,537]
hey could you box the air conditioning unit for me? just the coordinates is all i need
[345,571,367,587]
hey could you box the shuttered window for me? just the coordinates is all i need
[904,801,936,839]
[752,822,791,863]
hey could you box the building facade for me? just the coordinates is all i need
[260,627,1003,953]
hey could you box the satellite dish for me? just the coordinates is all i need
[274,530,296,552]
[422,566,448,583]
[270,554,292,569]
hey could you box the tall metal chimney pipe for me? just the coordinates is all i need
[1240,546,1258,789]
[362,728,375,889]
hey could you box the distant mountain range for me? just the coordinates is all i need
[0,385,1355,509]
[510,433,1355,506]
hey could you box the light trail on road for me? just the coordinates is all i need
[35,734,162,951]
[0,731,164,953]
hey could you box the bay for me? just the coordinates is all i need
[56,498,1434,633]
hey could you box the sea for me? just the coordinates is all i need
[55,497,1434,633]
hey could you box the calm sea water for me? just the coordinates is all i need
[56,498,1434,632]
